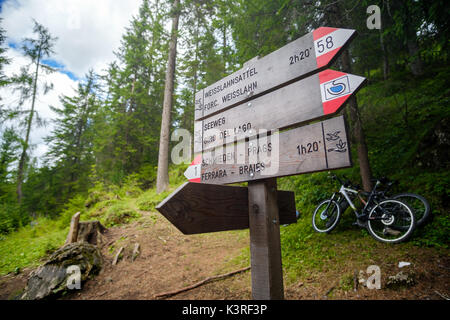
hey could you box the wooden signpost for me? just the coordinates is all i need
[157,26,365,300]
[195,27,356,121]
[194,70,365,153]
[156,182,296,234]
[196,116,351,184]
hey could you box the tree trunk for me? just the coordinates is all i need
[341,50,373,192]
[17,48,41,203]
[407,38,423,76]
[403,4,423,76]
[380,29,390,80]
[222,24,227,75]
[323,2,373,191]
[156,0,180,193]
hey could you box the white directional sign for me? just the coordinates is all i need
[187,116,351,185]
[194,69,366,153]
[195,27,356,121]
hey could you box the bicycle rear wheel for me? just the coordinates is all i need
[312,200,341,233]
[391,193,431,227]
[367,199,416,243]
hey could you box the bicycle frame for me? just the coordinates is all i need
[339,185,358,210]
[330,180,382,220]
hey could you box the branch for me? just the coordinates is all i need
[153,266,251,299]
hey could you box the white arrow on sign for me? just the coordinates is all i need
[183,154,201,183]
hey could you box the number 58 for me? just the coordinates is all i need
[317,36,334,53]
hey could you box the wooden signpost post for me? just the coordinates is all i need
[157,26,365,300]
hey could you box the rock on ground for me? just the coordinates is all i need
[20,242,102,300]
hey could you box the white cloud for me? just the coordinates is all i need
[2,0,142,78]
[1,48,78,163]
[1,0,142,164]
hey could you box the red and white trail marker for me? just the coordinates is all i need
[183,154,201,183]
[313,27,355,68]
[319,69,365,115]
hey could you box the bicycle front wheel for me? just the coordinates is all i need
[367,199,416,243]
[312,200,341,233]
[391,193,431,227]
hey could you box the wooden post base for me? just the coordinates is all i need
[248,178,284,300]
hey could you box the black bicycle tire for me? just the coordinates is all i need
[366,199,416,244]
[312,199,341,233]
[391,193,431,226]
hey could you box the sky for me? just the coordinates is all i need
[0,0,142,164]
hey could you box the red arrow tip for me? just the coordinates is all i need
[316,47,341,68]
[313,27,338,40]
[322,95,351,115]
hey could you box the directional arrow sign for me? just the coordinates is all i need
[156,182,297,234]
[197,115,351,185]
[195,27,356,121]
[194,70,365,153]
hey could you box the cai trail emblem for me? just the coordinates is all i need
[326,131,347,153]
[323,76,351,100]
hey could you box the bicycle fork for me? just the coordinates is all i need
[321,193,337,219]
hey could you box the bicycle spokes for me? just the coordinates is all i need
[367,200,415,243]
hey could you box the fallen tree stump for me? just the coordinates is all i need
[78,220,106,245]
[20,242,103,300]
[64,212,106,246]
[153,266,251,299]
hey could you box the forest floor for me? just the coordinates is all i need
[0,210,449,300]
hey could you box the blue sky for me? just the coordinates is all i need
[41,59,79,81]
[6,40,79,80]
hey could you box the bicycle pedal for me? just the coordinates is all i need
[352,220,367,228]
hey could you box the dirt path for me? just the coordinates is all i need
[66,211,251,300]
[0,211,449,300]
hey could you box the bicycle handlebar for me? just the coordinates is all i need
[328,173,343,184]
[329,173,360,189]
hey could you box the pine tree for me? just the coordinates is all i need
[0,18,9,85]
[94,0,169,185]
[0,18,11,122]
[12,21,57,203]
[0,128,20,199]
[176,0,224,132]
[45,70,99,196]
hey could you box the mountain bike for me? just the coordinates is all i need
[312,174,416,243]
[372,177,431,227]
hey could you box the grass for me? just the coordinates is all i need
[223,207,438,288]
[1,63,449,281]
[0,217,68,276]
[0,165,189,276]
